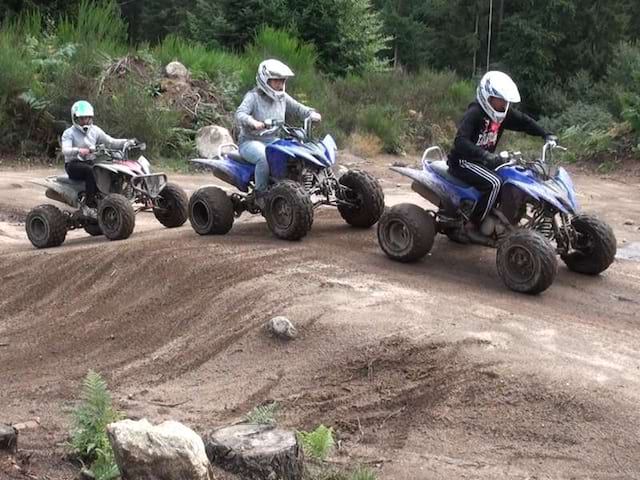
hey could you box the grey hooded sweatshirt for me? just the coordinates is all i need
[61,125,128,163]
[235,88,314,144]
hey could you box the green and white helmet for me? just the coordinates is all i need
[71,100,94,133]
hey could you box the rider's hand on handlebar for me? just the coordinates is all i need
[78,148,91,157]
[250,119,266,131]
[309,111,322,122]
[483,152,504,169]
[544,134,558,148]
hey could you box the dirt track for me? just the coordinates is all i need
[1,159,640,479]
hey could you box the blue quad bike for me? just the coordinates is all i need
[188,118,384,240]
[377,142,617,294]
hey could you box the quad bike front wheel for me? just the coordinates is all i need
[496,229,557,294]
[153,182,189,228]
[98,193,135,241]
[337,170,385,228]
[377,203,436,262]
[561,214,616,275]
[265,180,313,241]
[188,186,234,235]
[25,204,68,248]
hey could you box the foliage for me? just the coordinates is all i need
[245,402,280,425]
[69,370,122,480]
[297,425,335,461]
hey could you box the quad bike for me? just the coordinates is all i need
[25,141,188,248]
[189,118,384,240]
[377,141,617,294]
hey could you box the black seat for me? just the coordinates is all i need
[54,175,85,187]
[430,160,470,187]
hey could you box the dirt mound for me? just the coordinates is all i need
[284,336,613,455]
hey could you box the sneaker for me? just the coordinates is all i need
[80,204,97,220]
[252,190,270,211]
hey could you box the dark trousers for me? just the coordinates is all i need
[65,161,97,204]
[449,160,502,224]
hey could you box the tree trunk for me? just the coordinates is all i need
[205,425,304,480]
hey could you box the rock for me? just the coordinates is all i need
[205,424,304,480]
[12,419,40,431]
[107,419,213,480]
[0,424,17,453]
[623,219,635,226]
[268,316,298,340]
[165,61,189,80]
[196,126,235,159]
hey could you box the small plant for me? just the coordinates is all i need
[69,370,122,480]
[245,402,280,425]
[297,425,335,461]
[350,467,377,480]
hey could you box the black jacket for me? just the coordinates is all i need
[448,101,550,168]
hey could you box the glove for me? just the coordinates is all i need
[309,111,322,122]
[482,151,503,169]
[544,134,558,148]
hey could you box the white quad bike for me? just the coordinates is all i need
[25,141,188,248]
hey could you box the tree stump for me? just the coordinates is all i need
[0,424,17,453]
[205,424,304,480]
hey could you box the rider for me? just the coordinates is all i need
[61,100,133,213]
[235,59,321,206]
[448,71,556,236]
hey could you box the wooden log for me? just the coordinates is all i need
[205,424,304,480]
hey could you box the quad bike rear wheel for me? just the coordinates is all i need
[25,204,68,248]
[337,170,385,228]
[154,182,189,228]
[377,203,436,262]
[496,229,557,294]
[98,194,135,241]
[265,180,313,241]
[188,186,234,235]
[561,214,616,275]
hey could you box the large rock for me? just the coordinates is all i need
[107,419,213,480]
[0,424,17,453]
[165,61,190,80]
[205,424,304,480]
[196,126,235,159]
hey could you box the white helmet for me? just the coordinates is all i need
[476,71,521,123]
[256,59,294,100]
[71,100,94,133]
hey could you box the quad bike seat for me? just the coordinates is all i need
[430,160,470,187]
[226,151,252,165]
[53,174,85,188]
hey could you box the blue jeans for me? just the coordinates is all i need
[239,140,270,192]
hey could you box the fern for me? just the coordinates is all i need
[245,402,280,425]
[297,425,335,461]
[69,370,122,480]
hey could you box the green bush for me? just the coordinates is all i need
[91,80,180,157]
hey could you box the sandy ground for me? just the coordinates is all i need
[1,156,639,479]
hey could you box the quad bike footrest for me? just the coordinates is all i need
[131,173,167,198]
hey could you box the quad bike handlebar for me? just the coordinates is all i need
[496,141,567,180]
[258,116,317,142]
[90,140,146,161]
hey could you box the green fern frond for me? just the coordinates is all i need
[297,425,335,461]
[68,370,122,480]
